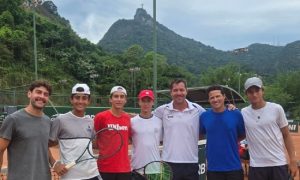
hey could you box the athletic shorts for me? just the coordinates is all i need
[166,162,199,180]
[82,176,101,180]
[207,169,243,180]
[248,165,289,180]
[99,172,131,180]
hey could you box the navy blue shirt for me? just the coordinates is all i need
[199,109,245,171]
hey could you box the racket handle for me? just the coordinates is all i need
[65,161,76,169]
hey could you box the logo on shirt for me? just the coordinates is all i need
[86,125,92,133]
[167,115,173,118]
[107,124,128,131]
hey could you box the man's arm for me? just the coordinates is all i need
[281,126,298,178]
[48,148,56,168]
[48,142,68,176]
[0,138,10,173]
[48,140,58,147]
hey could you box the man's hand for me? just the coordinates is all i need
[227,104,237,110]
[288,160,298,178]
[53,161,68,176]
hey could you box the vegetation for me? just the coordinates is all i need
[99,8,300,76]
[0,1,299,119]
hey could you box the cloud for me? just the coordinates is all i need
[51,0,300,50]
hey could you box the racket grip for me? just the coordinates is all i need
[65,161,76,169]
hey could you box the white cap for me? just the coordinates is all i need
[110,86,127,95]
[72,83,90,95]
[244,77,263,91]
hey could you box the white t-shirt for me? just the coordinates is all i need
[154,100,206,163]
[130,114,163,170]
[50,112,100,180]
[241,102,288,167]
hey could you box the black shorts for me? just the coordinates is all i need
[82,176,101,180]
[99,172,131,180]
[166,162,199,180]
[207,169,243,180]
[248,165,289,180]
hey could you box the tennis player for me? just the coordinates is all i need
[131,90,163,171]
[94,86,131,180]
[242,77,298,180]
[0,80,52,180]
[200,85,245,180]
[49,83,100,180]
[154,79,206,180]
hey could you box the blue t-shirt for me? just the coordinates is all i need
[199,109,245,171]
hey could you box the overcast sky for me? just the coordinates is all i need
[51,0,300,50]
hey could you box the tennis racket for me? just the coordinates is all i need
[132,161,173,180]
[65,127,123,169]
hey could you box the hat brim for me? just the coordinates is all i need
[139,95,154,100]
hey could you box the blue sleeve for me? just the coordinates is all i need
[236,110,245,137]
[199,113,206,135]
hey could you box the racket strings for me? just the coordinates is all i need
[144,162,172,180]
[96,128,123,159]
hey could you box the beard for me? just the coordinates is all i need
[30,98,46,110]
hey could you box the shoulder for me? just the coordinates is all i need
[241,105,251,113]
[95,110,108,118]
[52,112,69,122]
[42,114,51,122]
[152,114,161,120]
[189,101,206,113]
[2,112,17,126]
[131,114,140,120]
[154,103,171,117]
[200,109,212,118]
[266,102,285,116]
[122,112,131,119]
[4,109,25,123]
[231,109,243,116]
[156,103,170,111]
[131,115,142,125]
[267,102,282,109]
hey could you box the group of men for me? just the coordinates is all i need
[0,77,298,180]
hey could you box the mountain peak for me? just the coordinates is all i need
[134,8,152,23]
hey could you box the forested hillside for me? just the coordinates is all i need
[0,0,195,96]
[99,8,300,76]
[1,1,300,118]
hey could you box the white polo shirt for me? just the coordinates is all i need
[154,100,206,163]
[241,102,288,167]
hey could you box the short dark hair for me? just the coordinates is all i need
[207,85,225,96]
[28,80,52,95]
[169,79,187,90]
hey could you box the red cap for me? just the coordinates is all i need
[138,90,154,100]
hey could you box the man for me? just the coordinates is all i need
[131,90,162,171]
[49,83,100,180]
[94,86,131,180]
[0,80,52,180]
[199,85,245,180]
[154,79,206,180]
[241,77,298,180]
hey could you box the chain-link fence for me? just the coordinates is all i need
[0,90,170,112]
